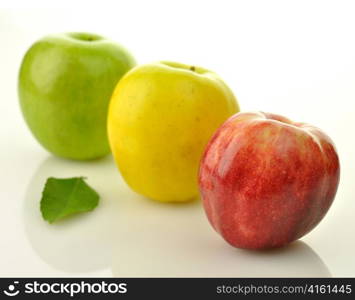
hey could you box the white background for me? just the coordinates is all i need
[0,0,354,277]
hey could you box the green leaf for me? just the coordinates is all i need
[40,177,99,223]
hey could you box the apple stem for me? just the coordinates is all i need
[190,66,196,72]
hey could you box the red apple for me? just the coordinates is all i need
[198,111,340,250]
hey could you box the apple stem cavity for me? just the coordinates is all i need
[67,32,103,42]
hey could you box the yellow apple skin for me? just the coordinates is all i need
[108,62,239,202]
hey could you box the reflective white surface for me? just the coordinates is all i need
[1,2,355,277]
[8,156,334,277]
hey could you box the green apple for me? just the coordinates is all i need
[19,32,136,160]
[108,61,239,202]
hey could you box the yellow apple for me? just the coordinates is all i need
[108,61,239,202]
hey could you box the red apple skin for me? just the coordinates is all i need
[198,111,340,250]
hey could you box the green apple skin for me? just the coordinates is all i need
[19,32,136,160]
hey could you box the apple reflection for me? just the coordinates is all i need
[111,211,331,277]
[22,154,137,274]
